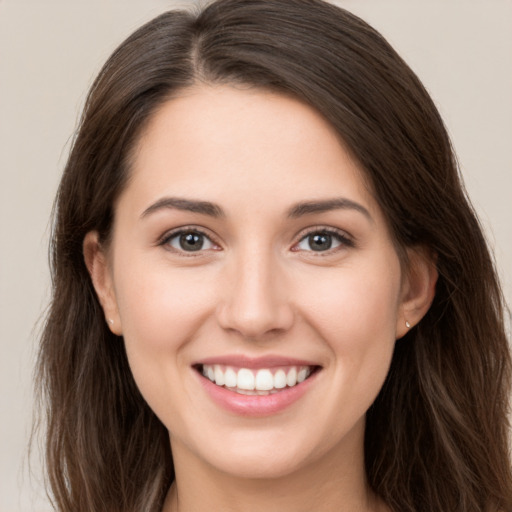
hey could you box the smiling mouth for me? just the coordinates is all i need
[195,364,320,395]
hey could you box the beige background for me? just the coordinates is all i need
[1,1,511,511]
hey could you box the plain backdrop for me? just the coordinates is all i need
[1,1,511,511]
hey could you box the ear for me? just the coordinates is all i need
[396,247,438,339]
[83,231,122,335]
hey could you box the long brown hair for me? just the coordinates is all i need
[37,1,512,510]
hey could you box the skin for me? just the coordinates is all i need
[84,84,437,512]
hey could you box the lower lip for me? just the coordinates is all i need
[196,370,319,417]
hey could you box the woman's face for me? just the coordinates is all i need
[88,85,421,480]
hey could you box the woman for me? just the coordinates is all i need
[37,0,512,511]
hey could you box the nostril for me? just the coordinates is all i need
[215,301,295,339]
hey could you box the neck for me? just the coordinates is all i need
[162,428,386,512]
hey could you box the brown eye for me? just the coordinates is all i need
[166,230,215,252]
[295,230,352,253]
[307,233,334,251]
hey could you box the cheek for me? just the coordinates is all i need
[292,254,402,408]
[300,260,401,427]
[112,260,219,426]
[296,261,402,347]
[114,260,216,353]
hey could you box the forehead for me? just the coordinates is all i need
[122,84,379,220]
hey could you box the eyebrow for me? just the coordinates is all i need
[286,198,373,222]
[141,197,225,218]
[140,196,372,222]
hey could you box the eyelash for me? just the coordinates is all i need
[158,226,221,256]
[292,227,354,255]
[158,226,354,255]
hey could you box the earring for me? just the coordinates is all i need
[405,320,411,329]
[108,319,114,326]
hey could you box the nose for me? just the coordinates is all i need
[216,247,294,340]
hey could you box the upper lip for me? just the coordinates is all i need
[193,354,320,369]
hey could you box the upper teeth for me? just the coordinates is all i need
[202,364,312,392]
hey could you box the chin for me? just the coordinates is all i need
[211,451,312,480]
[189,428,332,481]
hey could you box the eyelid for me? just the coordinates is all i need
[157,225,222,253]
[291,226,355,253]
[156,225,353,255]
